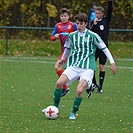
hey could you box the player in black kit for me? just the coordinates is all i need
[87,0,113,94]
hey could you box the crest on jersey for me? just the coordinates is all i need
[58,25,61,28]
[68,25,72,29]
[100,25,104,30]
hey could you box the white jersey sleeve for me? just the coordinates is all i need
[94,32,115,64]
[103,48,115,64]
[94,34,107,50]
[64,37,72,49]
[61,48,70,61]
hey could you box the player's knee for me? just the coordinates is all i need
[76,89,83,97]
[56,80,63,88]
[55,65,61,72]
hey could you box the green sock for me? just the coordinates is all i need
[72,97,82,114]
[53,88,62,108]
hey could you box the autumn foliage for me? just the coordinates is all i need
[0,0,132,41]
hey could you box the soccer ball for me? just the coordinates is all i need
[45,105,59,119]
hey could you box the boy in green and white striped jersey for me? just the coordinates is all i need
[45,13,116,120]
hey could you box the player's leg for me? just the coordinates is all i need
[54,74,69,107]
[69,80,86,119]
[54,53,69,96]
[92,48,99,88]
[54,66,78,109]
[69,69,94,119]
[42,72,69,114]
[42,68,72,114]
[86,48,99,96]
[98,50,106,93]
[91,73,99,90]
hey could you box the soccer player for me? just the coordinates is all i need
[42,13,116,119]
[50,8,77,97]
[88,0,113,93]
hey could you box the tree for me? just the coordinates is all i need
[0,0,132,41]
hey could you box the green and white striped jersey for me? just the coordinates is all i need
[64,29,106,70]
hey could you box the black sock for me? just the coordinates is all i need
[92,72,97,85]
[99,71,105,89]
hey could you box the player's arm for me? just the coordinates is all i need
[102,48,116,74]
[58,48,70,67]
[98,46,116,74]
[58,37,72,65]
[94,34,116,74]
[88,18,98,30]
[50,24,59,41]
[98,42,116,74]
[73,23,77,31]
[88,20,94,30]
[61,48,70,61]
[57,48,70,68]
[106,0,113,24]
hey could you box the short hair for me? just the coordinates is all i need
[96,6,104,13]
[75,13,88,23]
[59,8,70,16]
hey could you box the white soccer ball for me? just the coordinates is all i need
[45,105,59,119]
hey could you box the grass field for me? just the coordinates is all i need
[0,56,133,133]
[0,40,133,58]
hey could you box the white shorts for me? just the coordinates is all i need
[62,66,94,88]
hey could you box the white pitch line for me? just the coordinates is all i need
[0,56,57,60]
[115,58,133,61]
[105,65,133,70]
[1,58,133,70]
[0,57,133,61]
[2,59,55,64]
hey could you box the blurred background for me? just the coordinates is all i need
[0,0,133,56]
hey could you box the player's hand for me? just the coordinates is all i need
[54,34,60,39]
[110,63,116,74]
[58,60,64,68]
[94,18,98,25]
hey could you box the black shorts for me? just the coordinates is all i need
[95,48,107,65]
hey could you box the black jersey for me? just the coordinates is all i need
[89,1,113,46]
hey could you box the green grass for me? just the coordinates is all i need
[0,57,133,133]
[0,40,133,58]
